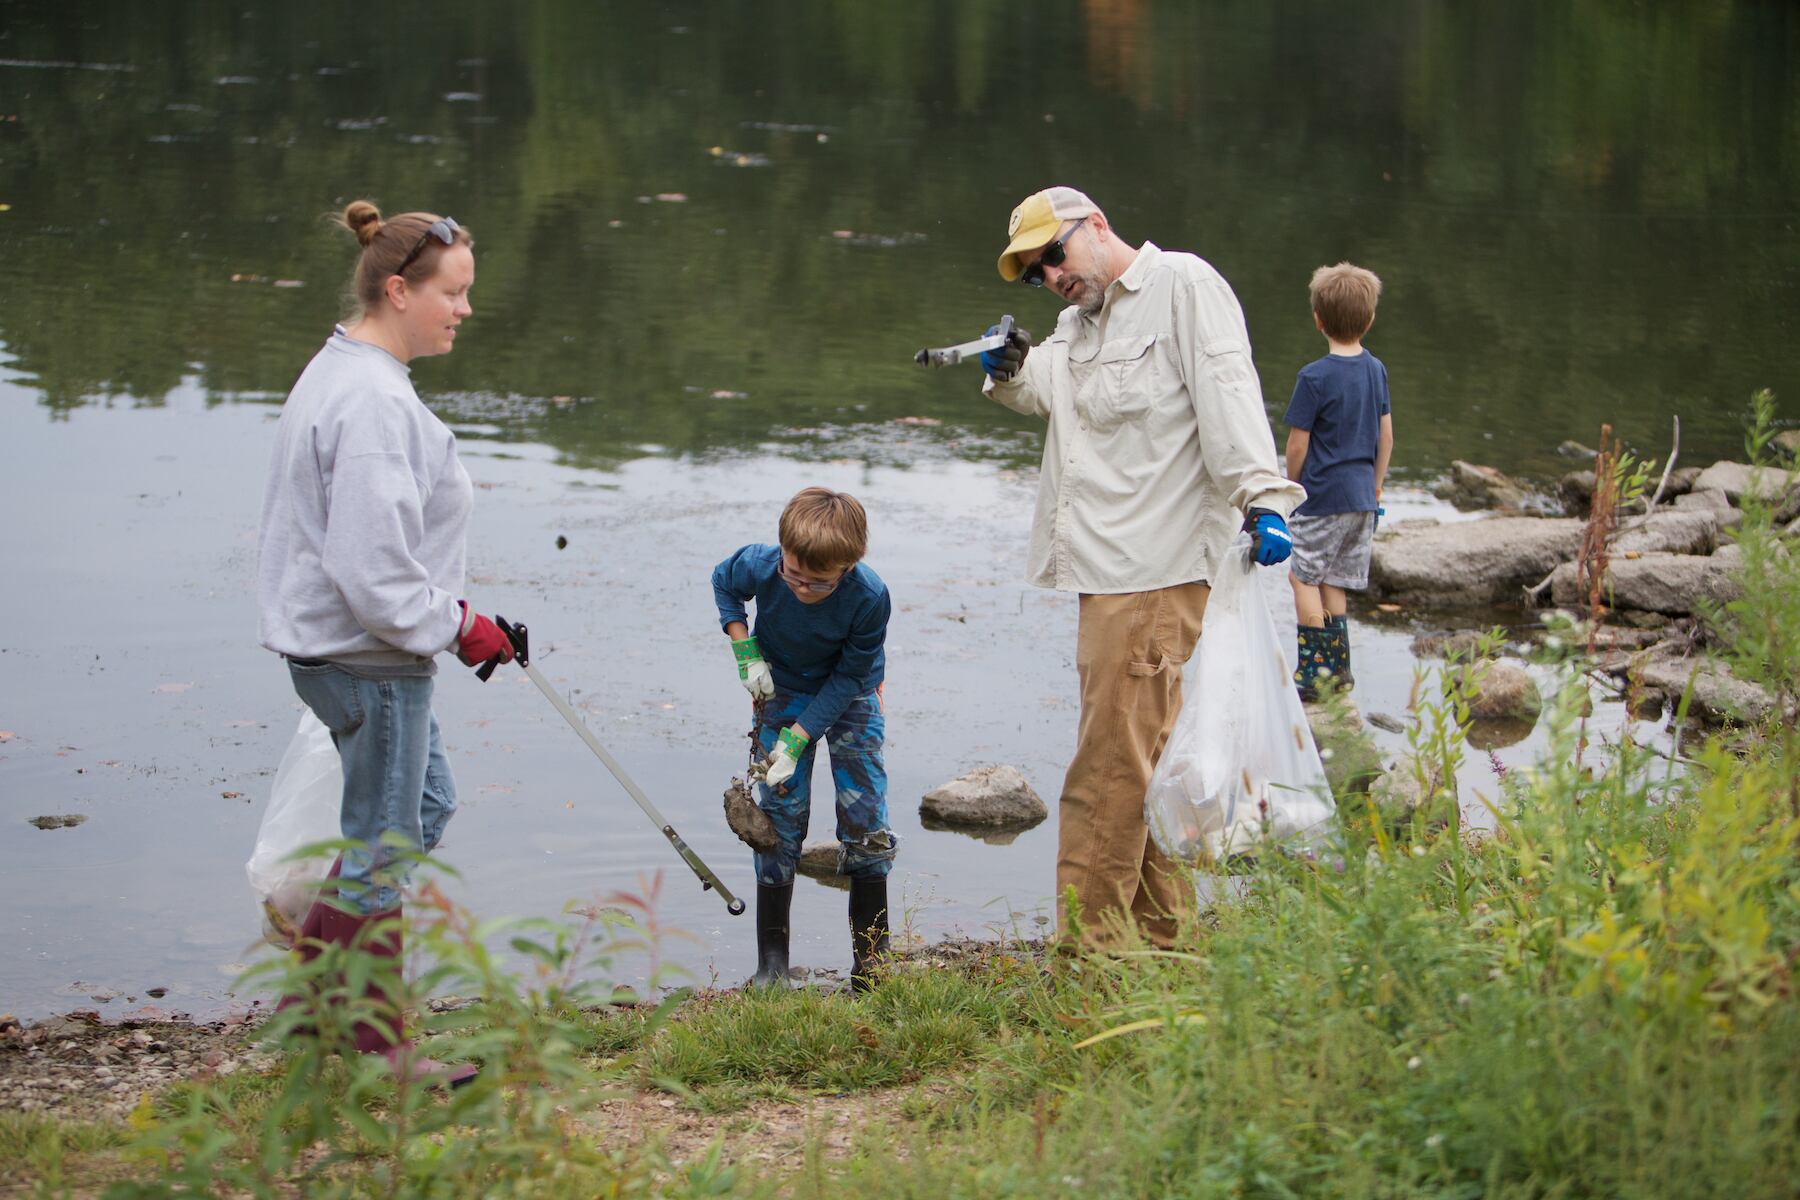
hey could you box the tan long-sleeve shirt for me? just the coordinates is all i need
[984,242,1304,594]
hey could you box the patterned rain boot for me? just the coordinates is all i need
[1295,624,1333,702]
[1326,614,1356,690]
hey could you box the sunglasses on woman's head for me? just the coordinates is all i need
[394,216,460,277]
[1021,216,1087,288]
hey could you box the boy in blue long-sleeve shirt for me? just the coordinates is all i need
[712,487,894,992]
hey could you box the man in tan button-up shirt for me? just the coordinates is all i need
[981,186,1305,950]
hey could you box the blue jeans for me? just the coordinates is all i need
[287,662,457,914]
[753,689,896,887]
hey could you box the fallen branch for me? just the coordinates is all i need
[1641,415,1680,516]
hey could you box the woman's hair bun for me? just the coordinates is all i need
[341,199,383,247]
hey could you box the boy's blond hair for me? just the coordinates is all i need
[779,487,868,571]
[1309,262,1382,343]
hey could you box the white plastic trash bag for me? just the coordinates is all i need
[1145,538,1334,864]
[247,710,342,947]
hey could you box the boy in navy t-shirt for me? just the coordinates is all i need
[713,487,894,992]
[1283,263,1394,700]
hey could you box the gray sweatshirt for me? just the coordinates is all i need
[257,328,472,672]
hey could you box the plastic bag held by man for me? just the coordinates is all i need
[1145,538,1334,863]
[246,711,342,947]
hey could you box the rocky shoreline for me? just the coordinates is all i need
[1370,448,1797,725]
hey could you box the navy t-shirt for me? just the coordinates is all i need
[1284,350,1390,516]
[711,543,889,737]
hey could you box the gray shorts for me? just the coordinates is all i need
[1289,510,1376,590]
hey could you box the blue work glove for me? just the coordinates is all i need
[979,326,1031,382]
[1244,508,1293,567]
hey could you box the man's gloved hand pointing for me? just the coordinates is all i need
[980,326,1032,383]
[1244,508,1294,567]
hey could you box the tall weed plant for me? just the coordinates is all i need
[105,861,690,1199]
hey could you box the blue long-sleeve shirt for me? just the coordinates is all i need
[711,544,889,738]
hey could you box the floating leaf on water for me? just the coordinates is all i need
[29,814,87,830]
[654,192,688,203]
[555,534,568,550]
[271,279,304,288]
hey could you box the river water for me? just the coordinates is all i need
[1,1,1795,1018]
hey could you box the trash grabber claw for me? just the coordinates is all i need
[914,313,1014,367]
[481,617,746,917]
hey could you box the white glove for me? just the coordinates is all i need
[731,635,776,699]
[764,726,810,790]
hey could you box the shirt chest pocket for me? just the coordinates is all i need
[1083,334,1158,428]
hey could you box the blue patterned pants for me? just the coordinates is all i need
[753,689,896,886]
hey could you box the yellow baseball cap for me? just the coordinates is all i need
[997,186,1100,281]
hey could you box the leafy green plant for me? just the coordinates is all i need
[103,859,687,1199]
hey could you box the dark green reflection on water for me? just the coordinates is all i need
[1,0,1795,477]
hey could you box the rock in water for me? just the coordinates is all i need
[920,765,1047,828]
[722,777,778,852]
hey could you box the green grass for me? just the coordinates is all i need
[603,958,1035,1104]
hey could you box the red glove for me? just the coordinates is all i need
[455,601,514,668]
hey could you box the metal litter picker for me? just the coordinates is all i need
[914,313,1014,367]
[478,618,747,916]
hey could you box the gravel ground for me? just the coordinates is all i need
[0,1007,276,1122]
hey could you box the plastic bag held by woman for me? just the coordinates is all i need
[246,711,341,947]
[1145,538,1334,864]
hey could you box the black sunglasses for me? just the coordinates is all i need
[394,216,460,277]
[1021,216,1087,288]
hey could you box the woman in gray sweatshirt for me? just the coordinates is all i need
[255,199,511,1085]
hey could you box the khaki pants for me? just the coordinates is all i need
[1057,582,1209,950]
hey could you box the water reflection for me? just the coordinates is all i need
[0,0,1793,476]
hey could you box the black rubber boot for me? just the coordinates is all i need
[749,882,793,988]
[847,877,891,994]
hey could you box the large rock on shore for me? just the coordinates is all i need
[1673,488,1742,528]
[1438,461,1533,511]
[920,765,1048,829]
[1548,545,1744,614]
[1692,460,1791,505]
[1626,643,1776,724]
[1369,517,1584,606]
[1611,509,1721,556]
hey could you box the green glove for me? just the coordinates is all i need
[765,726,810,789]
[731,636,774,699]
